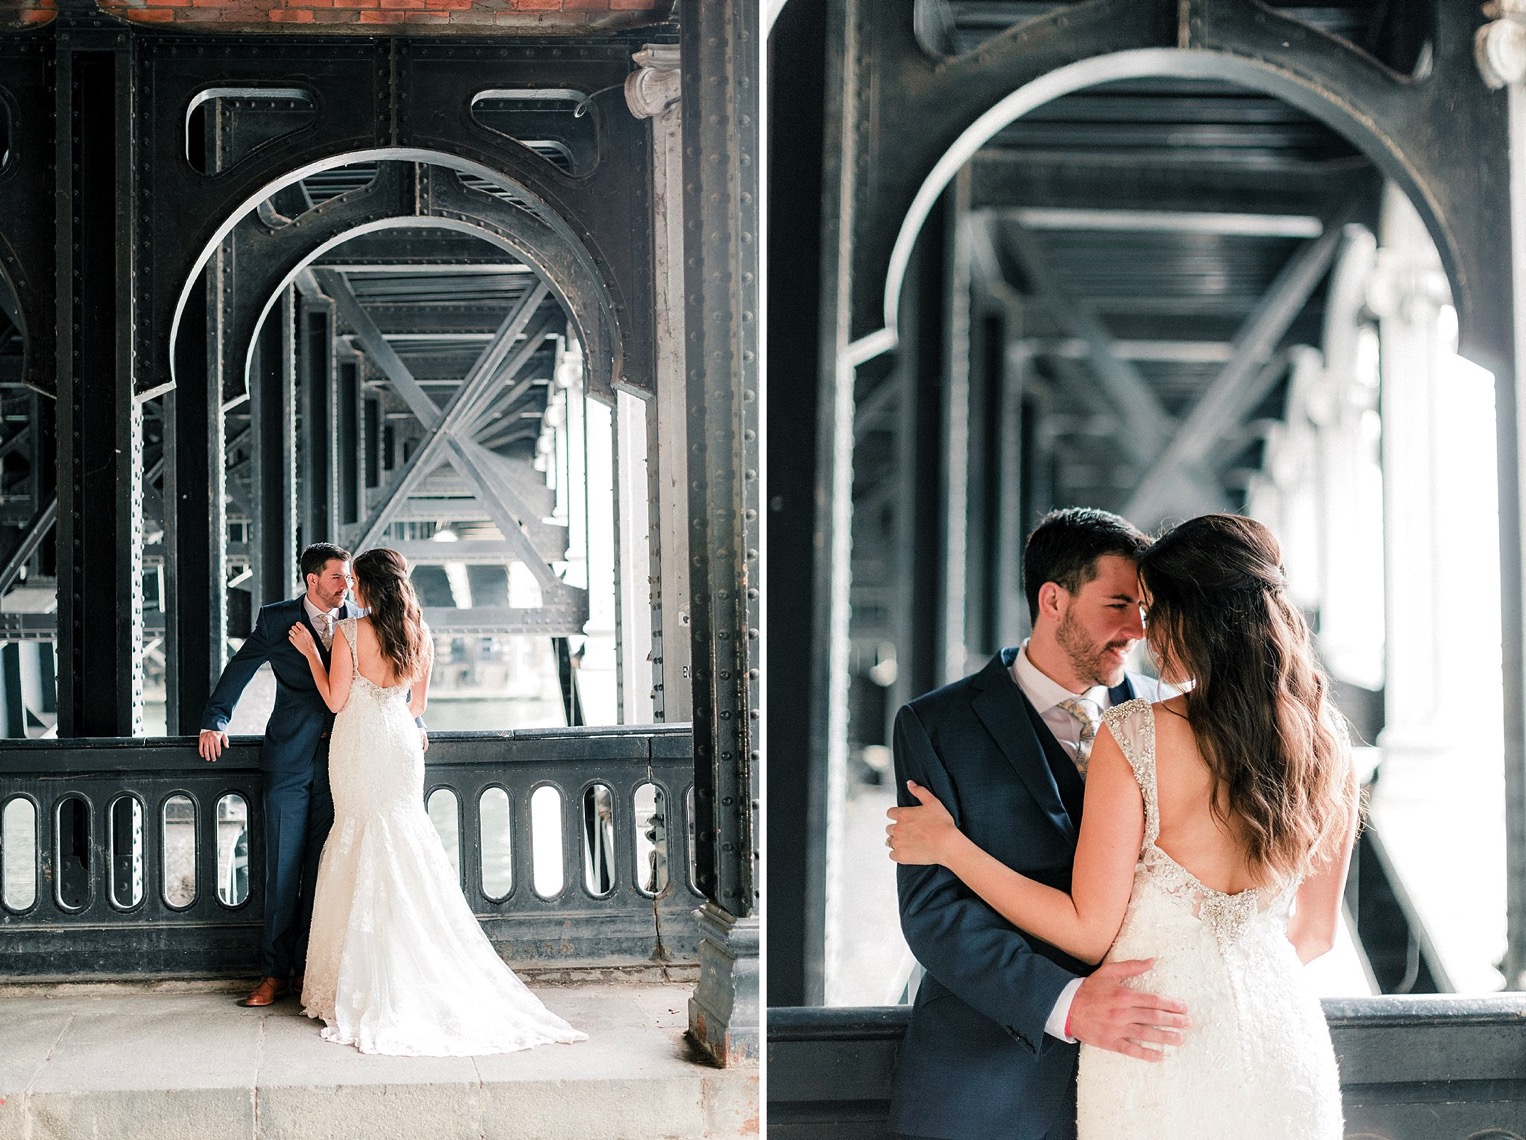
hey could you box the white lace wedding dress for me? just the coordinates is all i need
[1076,700,1343,1139]
[301,618,586,1056]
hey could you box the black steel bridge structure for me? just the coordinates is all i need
[0,0,759,1066]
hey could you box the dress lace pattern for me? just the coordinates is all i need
[1074,699,1342,1140]
[301,618,586,1056]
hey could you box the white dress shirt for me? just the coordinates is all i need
[302,596,343,644]
[1008,641,1119,1044]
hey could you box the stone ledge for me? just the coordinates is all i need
[0,981,756,1140]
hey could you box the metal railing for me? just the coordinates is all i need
[767,998,1526,1140]
[0,727,701,979]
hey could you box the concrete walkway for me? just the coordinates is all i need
[0,981,756,1140]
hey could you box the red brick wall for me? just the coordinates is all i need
[4,0,56,25]
[4,0,669,31]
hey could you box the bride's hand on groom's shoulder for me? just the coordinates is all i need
[886,781,958,866]
[288,622,318,658]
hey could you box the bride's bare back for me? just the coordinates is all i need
[1150,695,1266,895]
[350,616,416,689]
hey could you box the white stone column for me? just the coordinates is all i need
[615,391,655,725]
[1368,189,1453,767]
[1312,228,1385,690]
[626,43,692,724]
[579,394,619,726]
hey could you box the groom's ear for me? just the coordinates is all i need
[1037,581,1065,619]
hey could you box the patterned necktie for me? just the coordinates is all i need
[1057,697,1103,777]
[314,611,333,651]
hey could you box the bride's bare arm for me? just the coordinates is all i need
[288,622,352,713]
[1288,763,1360,963]
[407,632,433,720]
[888,726,1144,964]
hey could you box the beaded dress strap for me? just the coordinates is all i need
[339,617,359,677]
[1102,698,1159,846]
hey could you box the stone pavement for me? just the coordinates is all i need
[0,981,757,1140]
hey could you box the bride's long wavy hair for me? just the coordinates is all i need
[1137,514,1349,881]
[353,548,429,682]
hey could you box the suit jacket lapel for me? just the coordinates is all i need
[1109,675,1136,705]
[971,651,1076,844]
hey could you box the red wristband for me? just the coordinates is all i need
[1064,1006,1074,1040]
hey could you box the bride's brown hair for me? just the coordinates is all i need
[353,548,429,682]
[1137,514,1350,881]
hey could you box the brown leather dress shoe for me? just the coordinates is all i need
[238,977,288,1007]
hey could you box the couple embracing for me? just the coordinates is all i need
[198,543,584,1056]
[886,509,1359,1140]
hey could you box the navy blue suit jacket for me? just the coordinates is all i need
[889,648,1152,1140]
[200,596,355,773]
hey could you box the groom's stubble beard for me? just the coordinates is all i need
[1055,605,1133,688]
[308,579,348,612]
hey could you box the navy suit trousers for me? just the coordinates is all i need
[259,744,333,978]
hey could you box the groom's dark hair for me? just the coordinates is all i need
[1023,508,1150,623]
[300,542,353,582]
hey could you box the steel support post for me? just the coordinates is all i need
[939,171,972,686]
[299,294,336,548]
[1505,75,1526,990]
[53,16,142,737]
[680,0,760,1065]
[336,353,362,531]
[964,280,1001,657]
[251,287,297,608]
[994,330,1029,644]
[897,197,951,713]
[763,0,829,1004]
[165,250,228,733]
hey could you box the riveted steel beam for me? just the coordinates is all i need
[348,282,552,549]
[314,268,443,433]
[998,219,1178,463]
[681,0,760,1067]
[250,287,298,608]
[54,20,142,737]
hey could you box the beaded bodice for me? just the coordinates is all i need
[338,618,410,704]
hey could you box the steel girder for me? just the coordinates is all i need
[1,22,664,402]
[51,21,144,737]
[133,34,658,404]
[220,162,631,412]
[0,35,54,399]
[249,286,297,611]
[835,0,1510,375]
[680,0,759,1066]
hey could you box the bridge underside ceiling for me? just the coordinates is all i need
[864,7,1402,529]
[973,73,1375,521]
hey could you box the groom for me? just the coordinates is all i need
[197,542,356,1008]
[890,508,1189,1140]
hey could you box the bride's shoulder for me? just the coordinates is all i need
[1103,696,1153,728]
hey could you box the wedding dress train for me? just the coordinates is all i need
[301,618,586,1056]
[1075,700,1343,1139]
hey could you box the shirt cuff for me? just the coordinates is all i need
[1045,977,1084,1043]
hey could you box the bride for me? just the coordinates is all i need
[287,547,585,1056]
[888,514,1359,1138]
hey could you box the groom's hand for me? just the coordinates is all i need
[198,730,228,762]
[1067,958,1189,1061]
